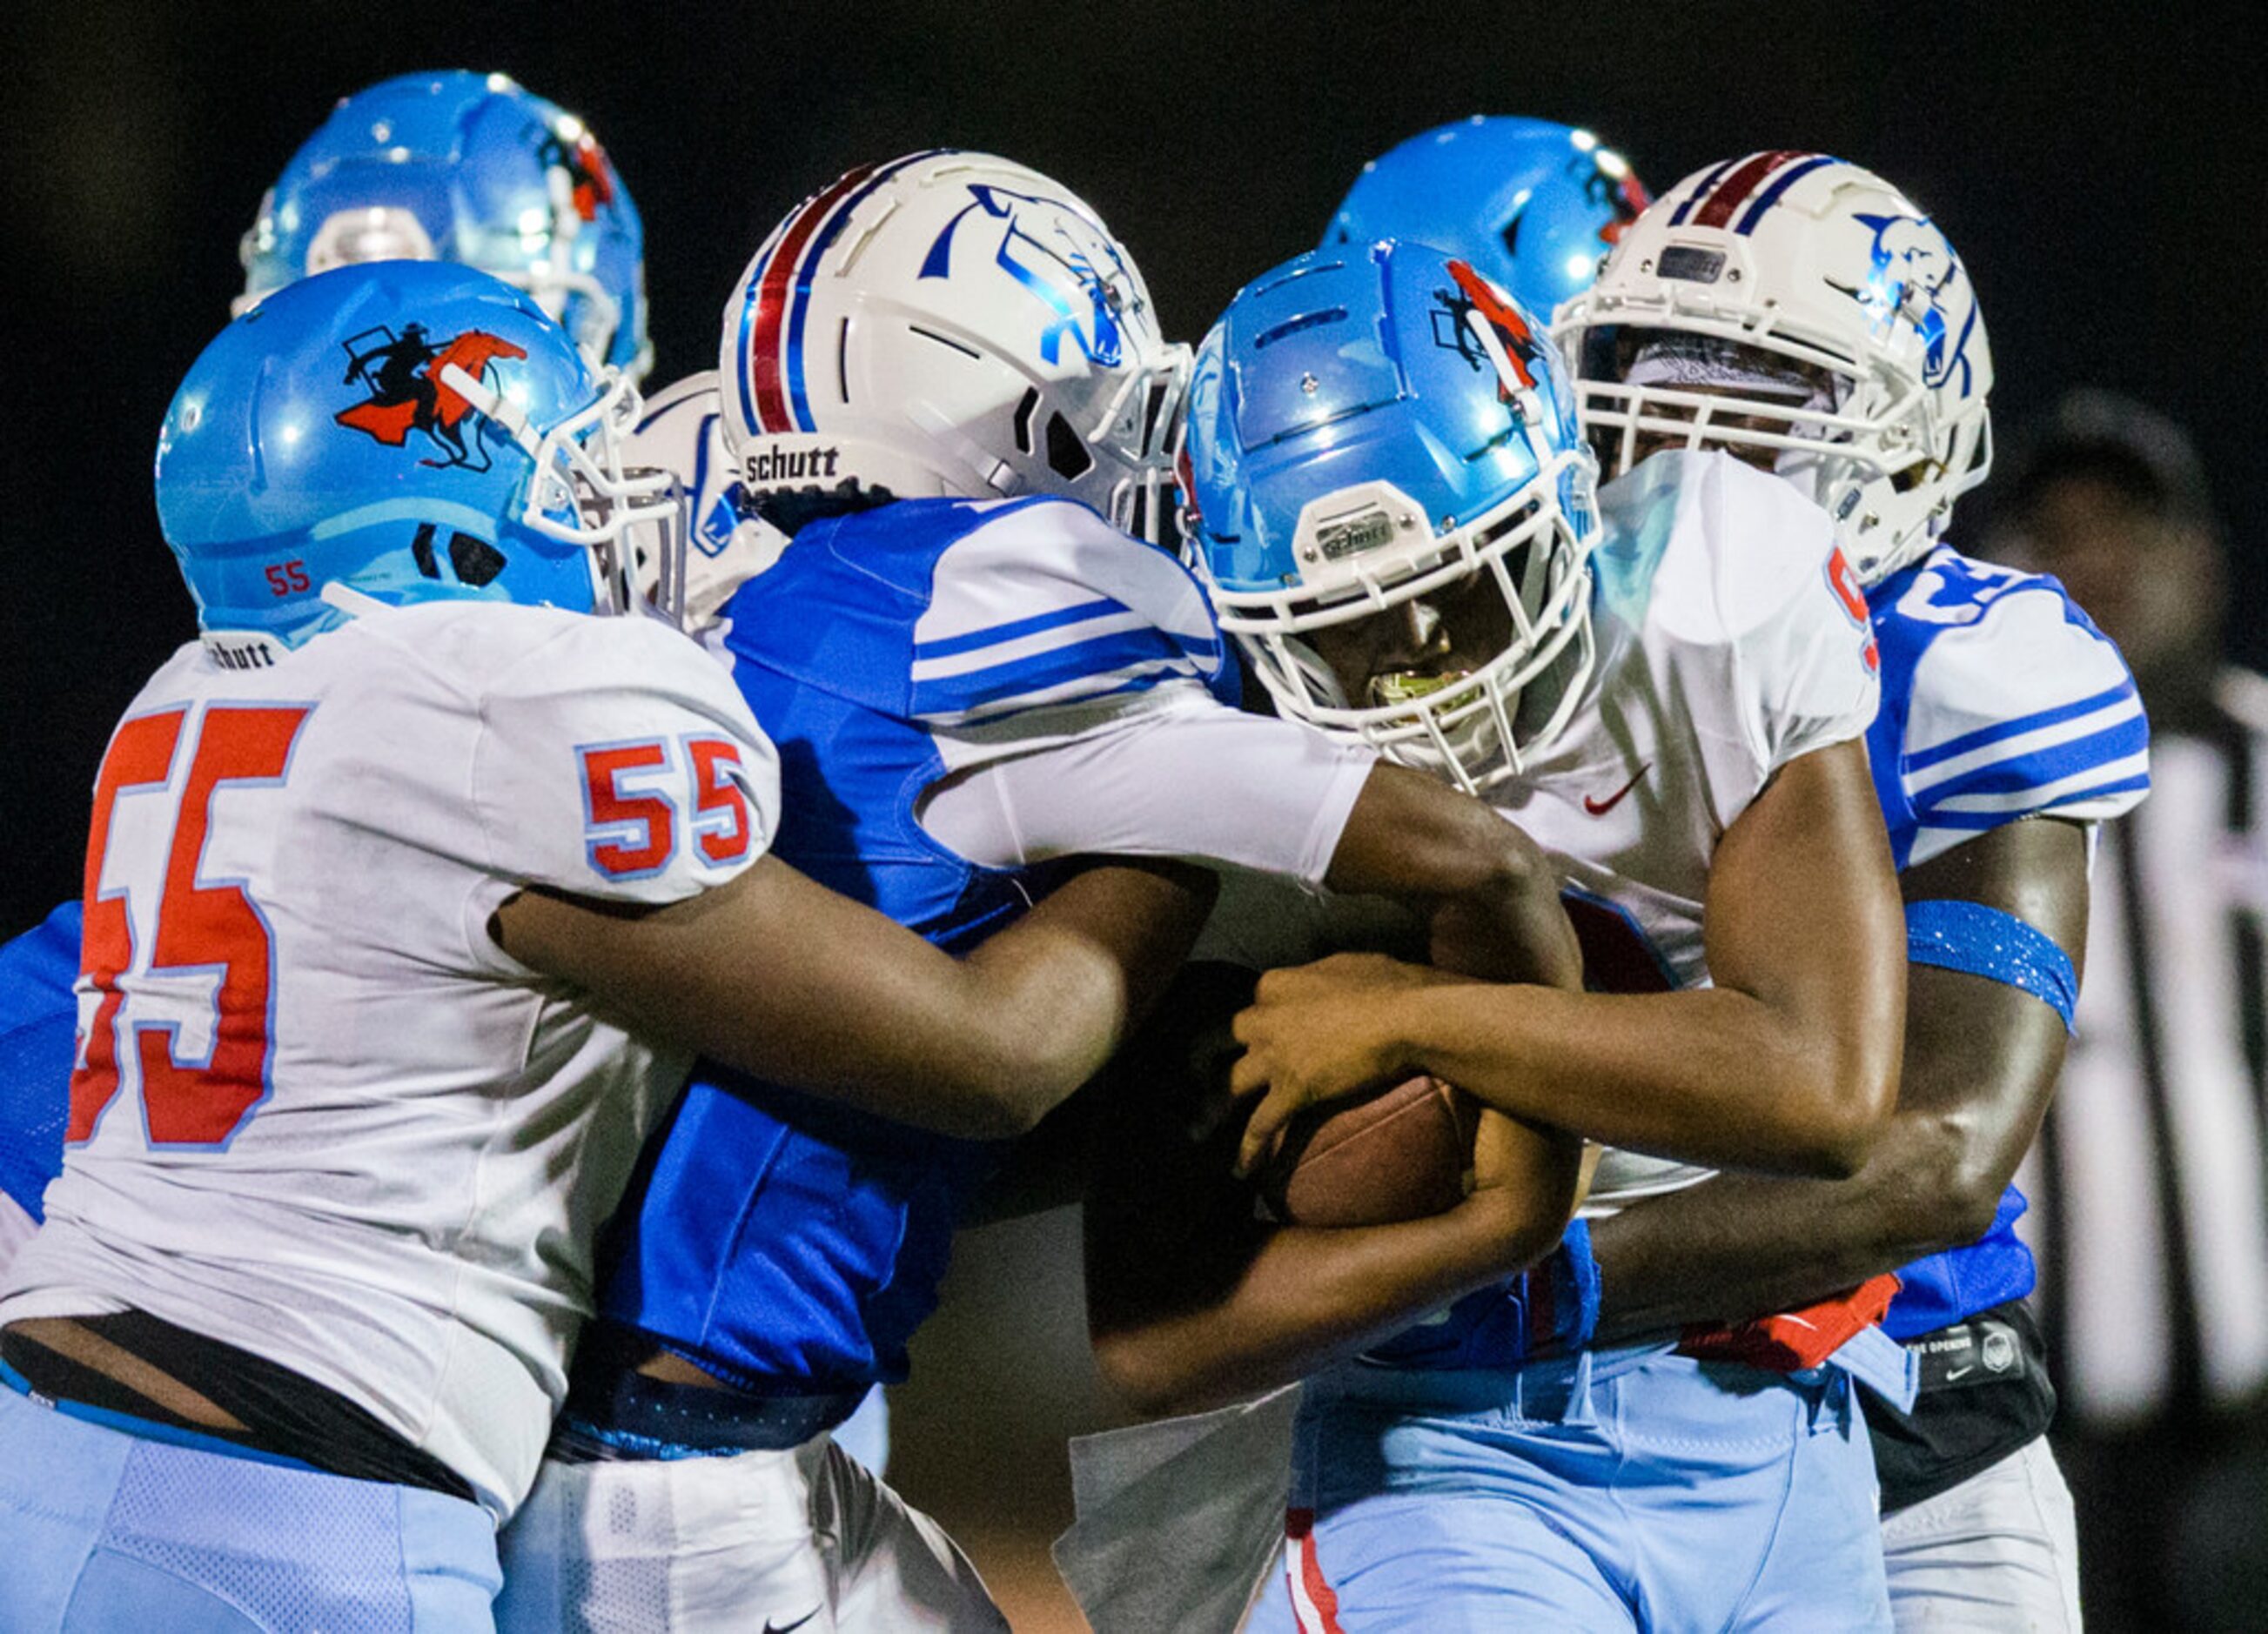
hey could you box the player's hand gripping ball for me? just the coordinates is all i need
[1233,954,1480,1227]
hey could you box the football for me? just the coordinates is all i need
[1258,1074,1479,1228]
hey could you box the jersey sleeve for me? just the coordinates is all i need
[905,499,1237,749]
[1651,452,1881,787]
[916,684,1377,886]
[0,900,79,1227]
[467,614,782,924]
[1891,563,2149,867]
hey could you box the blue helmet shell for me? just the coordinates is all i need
[1184,240,1588,596]
[158,261,613,648]
[1325,117,1649,321]
[1183,241,1600,785]
[239,70,649,379]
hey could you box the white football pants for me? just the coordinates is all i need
[493,1432,1006,1633]
[1880,1436,2083,1631]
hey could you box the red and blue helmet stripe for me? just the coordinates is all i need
[735,150,951,436]
[1667,151,1842,236]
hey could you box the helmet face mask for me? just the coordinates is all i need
[1184,244,1601,791]
[161,263,679,653]
[721,151,1189,548]
[1222,462,1598,793]
[1556,153,1992,584]
[235,71,651,383]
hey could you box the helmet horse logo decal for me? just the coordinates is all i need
[1833,213,1981,398]
[1434,260,1547,397]
[533,122,618,224]
[917,184,1129,368]
[333,323,529,470]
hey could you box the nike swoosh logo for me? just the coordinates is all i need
[762,1613,821,1634]
[1584,763,1650,816]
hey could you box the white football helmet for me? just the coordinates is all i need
[718,151,1189,541]
[1555,153,1992,582]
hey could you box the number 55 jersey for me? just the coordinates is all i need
[0,601,778,1520]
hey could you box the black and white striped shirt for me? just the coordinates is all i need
[2020,667,2268,1427]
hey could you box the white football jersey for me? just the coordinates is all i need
[1498,451,1880,1211]
[1196,451,1879,1210]
[0,601,778,1519]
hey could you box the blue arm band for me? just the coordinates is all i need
[1903,899,2078,1033]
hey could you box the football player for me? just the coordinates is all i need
[1548,153,2145,1630]
[493,152,1591,1633]
[1088,238,1909,1630]
[0,64,657,1288]
[0,263,1204,1628]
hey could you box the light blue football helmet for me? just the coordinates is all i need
[158,261,674,651]
[1325,117,1649,324]
[238,70,651,381]
[1183,241,1600,788]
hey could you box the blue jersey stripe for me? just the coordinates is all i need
[1909,713,2151,809]
[910,626,1203,715]
[1734,155,1839,234]
[1916,773,2152,830]
[1903,679,2137,773]
[912,597,1132,661]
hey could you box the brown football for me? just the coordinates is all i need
[1258,1075,1479,1228]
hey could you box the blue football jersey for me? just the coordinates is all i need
[0,901,79,1234]
[1869,545,2149,1338]
[596,494,1237,1390]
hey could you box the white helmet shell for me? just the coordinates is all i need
[1556,152,1992,582]
[719,151,1188,542]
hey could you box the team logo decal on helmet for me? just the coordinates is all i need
[1436,260,1548,397]
[333,323,528,469]
[536,124,619,223]
[918,184,1130,369]
[1591,160,1651,247]
[1837,213,1980,395]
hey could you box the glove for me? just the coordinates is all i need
[1675,1272,1902,1373]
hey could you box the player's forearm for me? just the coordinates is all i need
[948,861,1215,1134]
[1587,975,2070,1337]
[1324,764,1582,988]
[1587,1139,1969,1342]
[1388,984,1891,1178]
[1092,1186,1563,1416]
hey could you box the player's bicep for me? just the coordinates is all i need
[1892,818,2088,1141]
[1705,737,1905,1048]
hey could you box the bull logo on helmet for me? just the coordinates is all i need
[1836,213,1981,398]
[918,184,1131,369]
[333,323,528,470]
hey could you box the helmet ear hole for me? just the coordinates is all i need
[449,532,507,586]
[1013,388,1041,455]
[1045,412,1093,480]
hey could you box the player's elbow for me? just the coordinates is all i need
[1886,1108,2014,1250]
[1783,1051,1897,1181]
